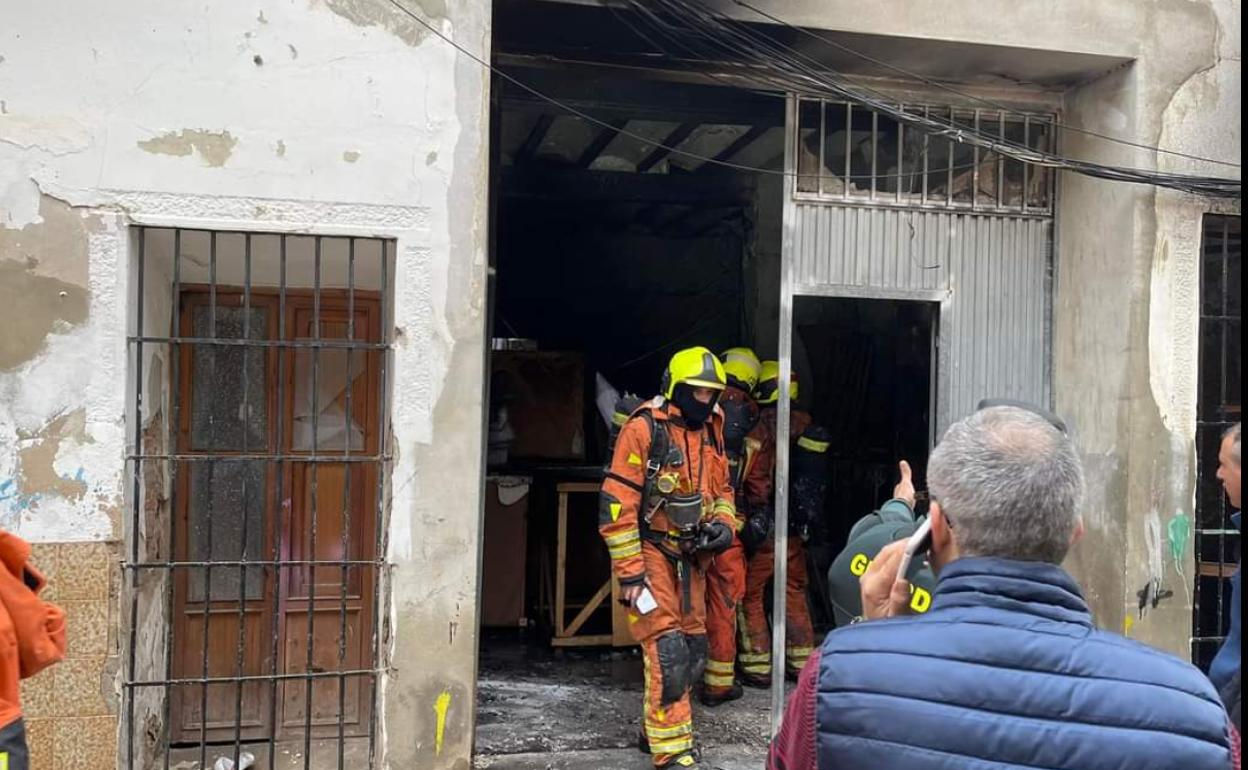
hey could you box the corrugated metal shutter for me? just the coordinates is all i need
[789,201,1051,433]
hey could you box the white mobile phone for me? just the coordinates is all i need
[895,518,933,583]
[635,587,658,615]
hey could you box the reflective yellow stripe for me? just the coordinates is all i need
[705,659,734,674]
[797,436,830,452]
[604,530,640,547]
[787,646,814,658]
[704,671,735,686]
[738,652,771,663]
[649,736,695,755]
[613,412,630,427]
[609,542,642,560]
[713,499,736,516]
[628,452,644,466]
[741,663,771,675]
[645,721,692,739]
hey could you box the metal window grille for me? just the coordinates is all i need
[1192,214,1242,669]
[123,227,393,770]
[793,97,1055,215]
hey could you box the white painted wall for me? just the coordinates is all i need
[0,0,489,544]
[2,1,492,766]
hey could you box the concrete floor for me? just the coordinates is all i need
[473,639,782,770]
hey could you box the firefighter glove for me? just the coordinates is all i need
[741,511,772,551]
[697,521,734,554]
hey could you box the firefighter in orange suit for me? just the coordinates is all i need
[736,361,824,687]
[599,347,738,770]
[697,348,760,707]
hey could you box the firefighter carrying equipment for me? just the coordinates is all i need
[720,347,762,393]
[736,407,817,685]
[756,360,799,405]
[740,406,813,543]
[599,375,735,768]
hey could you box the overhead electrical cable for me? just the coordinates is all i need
[615,0,1241,198]
[385,0,1240,198]
[730,0,1240,169]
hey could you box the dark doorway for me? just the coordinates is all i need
[477,3,787,766]
[792,295,938,629]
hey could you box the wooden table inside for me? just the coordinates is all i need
[551,481,635,648]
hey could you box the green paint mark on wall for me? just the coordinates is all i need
[1167,512,1192,574]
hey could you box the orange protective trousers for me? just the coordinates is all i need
[738,537,815,680]
[630,542,707,767]
[703,538,746,695]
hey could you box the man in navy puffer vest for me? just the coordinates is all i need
[770,404,1237,770]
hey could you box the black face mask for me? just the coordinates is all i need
[672,384,717,428]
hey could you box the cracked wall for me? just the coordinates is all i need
[3,0,491,767]
[1056,0,1240,657]
[1,0,1239,767]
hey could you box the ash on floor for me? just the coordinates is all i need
[474,638,787,770]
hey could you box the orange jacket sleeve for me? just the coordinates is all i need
[599,417,650,586]
[709,419,739,529]
[0,536,66,680]
[744,419,775,512]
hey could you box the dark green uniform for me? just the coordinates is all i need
[827,499,938,627]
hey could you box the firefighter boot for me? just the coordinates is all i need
[661,752,706,769]
[697,681,744,708]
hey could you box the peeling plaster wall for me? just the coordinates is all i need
[721,0,1240,660]
[1055,0,1240,657]
[2,0,491,767]
[705,0,1242,663]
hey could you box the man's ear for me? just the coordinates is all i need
[930,501,954,551]
[1070,517,1086,548]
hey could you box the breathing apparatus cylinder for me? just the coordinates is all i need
[602,393,645,472]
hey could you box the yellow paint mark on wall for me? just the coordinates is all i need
[433,689,452,755]
[1123,615,1134,636]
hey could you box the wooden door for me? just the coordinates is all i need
[278,297,380,739]
[171,293,279,743]
[171,289,382,745]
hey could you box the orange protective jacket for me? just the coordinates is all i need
[0,531,66,730]
[600,398,737,585]
[743,407,812,513]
